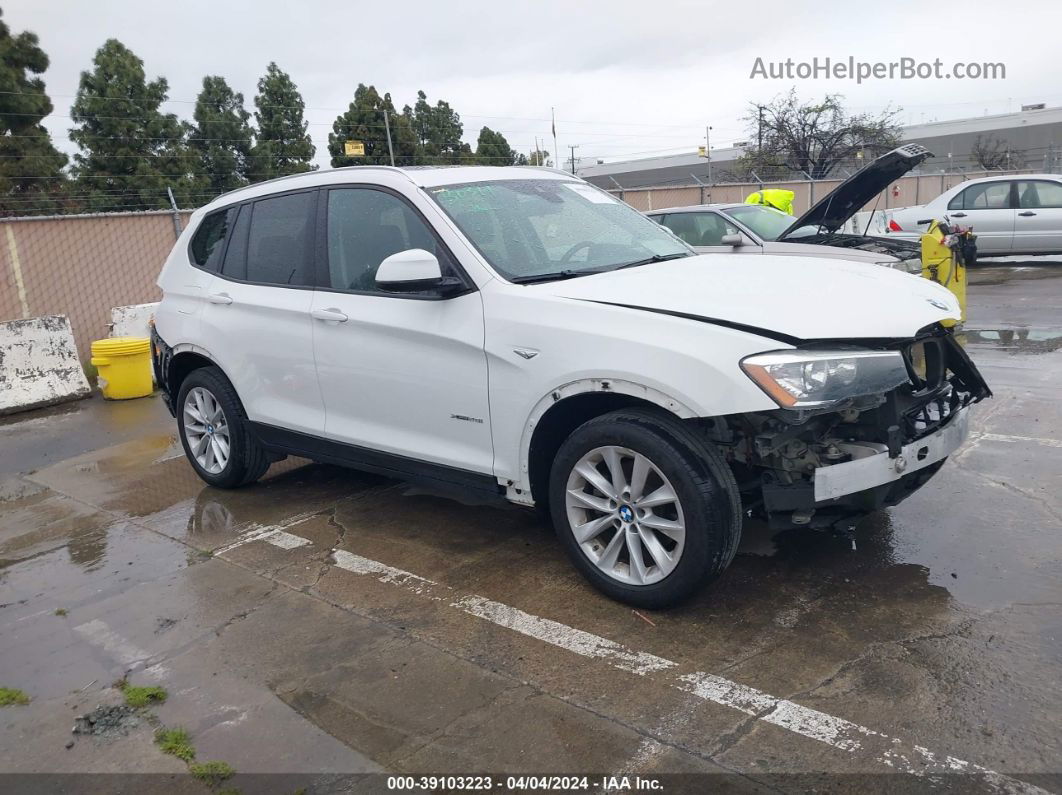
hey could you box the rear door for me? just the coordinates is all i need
[199,189,325,435]
[310,186,492,474]
[1013,179,1062,253]
[946,181,1015,253]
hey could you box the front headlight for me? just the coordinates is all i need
[741,350,911,409]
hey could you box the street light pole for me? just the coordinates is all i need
[383,109,395,167]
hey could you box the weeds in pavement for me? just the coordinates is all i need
[54,608,67,616]
[190,760,235,786]
[155,727,195,761]
[0,687,30,706]
[121,684,168,708]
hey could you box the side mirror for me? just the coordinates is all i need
[375,249,464,295]
[720,233,744,247]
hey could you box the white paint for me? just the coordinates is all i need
[976,431,1062,450]
[4,225,30,318]
[73,618,169,678]
[331,549,437,594]
[0,315,91,415]
[453,594,676,676]
[212,511,319,555]
[310,538,1048,792]
[109,302,159,339]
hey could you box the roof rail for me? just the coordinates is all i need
[212,164,415,204]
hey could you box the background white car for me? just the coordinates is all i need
[885,174,1062,257]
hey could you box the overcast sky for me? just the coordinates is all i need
[7,0,1061,172]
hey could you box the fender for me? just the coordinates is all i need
[505,377,698,505]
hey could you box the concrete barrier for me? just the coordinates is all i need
[109,302,159,339]
[0,315,92,415]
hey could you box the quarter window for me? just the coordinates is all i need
[189,208,235,270]
[244,191,316,287]
[326,188,452,292]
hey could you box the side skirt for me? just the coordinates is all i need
[247,422,507,503]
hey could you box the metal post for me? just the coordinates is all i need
[706,125,712,186]
[166,187,182,239]
[383,110,396,167]
[690,173,706,205]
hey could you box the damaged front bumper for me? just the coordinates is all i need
[813,405,969,502]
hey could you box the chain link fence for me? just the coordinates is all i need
[0,208,192,362]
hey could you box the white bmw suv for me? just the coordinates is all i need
[153,166,990,607]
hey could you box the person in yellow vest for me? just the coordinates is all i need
[745,188,795,215]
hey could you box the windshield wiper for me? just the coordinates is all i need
[510,269,592,285]
[614,252,691,270]
[511,253,690,285]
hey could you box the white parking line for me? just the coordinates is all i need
[213,512,318,555]
[975,432,1062,449]
[221,532,1052,793]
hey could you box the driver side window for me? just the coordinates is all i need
[326,188,453,293]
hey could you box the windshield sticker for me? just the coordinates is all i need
[563,183,619,204]
[432,185,496,213]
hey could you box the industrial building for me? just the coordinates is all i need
[578,104,1062,189]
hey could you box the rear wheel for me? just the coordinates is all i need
[549,409,741,608]
[177,367,270,489]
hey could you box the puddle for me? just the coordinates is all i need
[961,327,1062,355]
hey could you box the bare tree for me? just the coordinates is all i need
[971,135,1026,170]
[736,90,902,180]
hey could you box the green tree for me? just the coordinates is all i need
[474,126,518,165]
[737,90,902,180]
[251,62,315,179]
[527,148,551,167]
[403,90,472,164]
[190,76,253,193]
[328,84,415,167]
[69,39,191,211]
[0,9,68,216]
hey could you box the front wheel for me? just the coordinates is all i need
[177,367,271,489]
[549,409,741,608]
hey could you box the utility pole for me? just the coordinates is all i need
[706,125,713,186]
[552,107,560,174]
[568,144,579,175]
[756,105,764,152]
[383,109,396,167]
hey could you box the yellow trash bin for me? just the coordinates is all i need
[90,337,153,400]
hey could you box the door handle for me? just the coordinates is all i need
[1018,211,1037,217]
[207,293,232,305]
[950,212,967,218]
[310,307,349,323]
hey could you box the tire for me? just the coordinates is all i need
[549,408,741,608]
[176,366,271,489]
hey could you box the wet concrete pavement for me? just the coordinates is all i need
[2,263,1061,793]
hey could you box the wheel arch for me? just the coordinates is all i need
[520,379,697,510]
[167,344,226,404]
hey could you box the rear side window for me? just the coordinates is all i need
[189,208,236,270]
[244,191,316,286]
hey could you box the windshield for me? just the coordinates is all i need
[720,205,798,241]
[426,179,692,282]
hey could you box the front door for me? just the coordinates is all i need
[310,186,492,475]
[199,189,325,435]
[947,181,1015,254]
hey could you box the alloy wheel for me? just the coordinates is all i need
[183,386,230,475]
[564,445,685,586]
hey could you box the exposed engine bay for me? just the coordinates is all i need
[700,326,991,533]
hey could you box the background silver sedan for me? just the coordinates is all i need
[647,203,923,273]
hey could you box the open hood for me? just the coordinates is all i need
[778,144,933,241]
[542,253,960,341]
